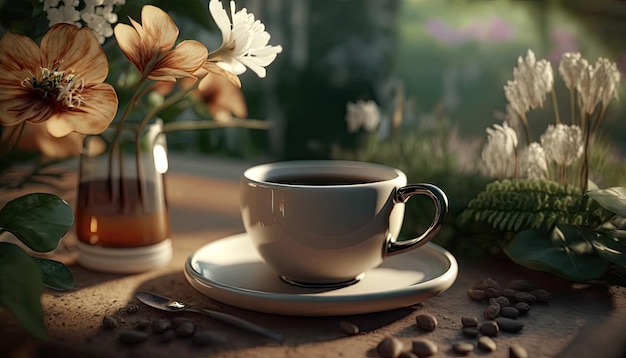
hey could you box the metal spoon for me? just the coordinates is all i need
[136,291,283,342]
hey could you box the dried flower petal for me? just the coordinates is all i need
[519,142,549,179]
[540,124,583,166]
[480,122,518,178]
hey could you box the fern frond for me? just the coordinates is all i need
[459,179,613,232]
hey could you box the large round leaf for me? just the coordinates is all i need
[32,257,74,291]
[0,193,74,252]
[504,225,608,282]
[587,187,626,217]
[592,234,626,269]
[0,243,46,339]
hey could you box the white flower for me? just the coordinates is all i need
[208,0,283,78]
[558,52,588,90]
[505,50,554,117]
[480,122,518,178]
[345,100,380,133]
[578,57,621,114]
[519,142,549,179]
[540,124,583,166]
[41,0,125,44]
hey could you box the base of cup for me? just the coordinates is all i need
[279,272,365,289]
[77,239,172,274]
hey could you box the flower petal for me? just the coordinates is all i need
[0,32,41,77]
[150,40,208,81]
[41,24,109,84]
[114,22,146,73]
[0,87,51,126]
[204,62,241,88]
[209,0,232,39]
[46,83,118,137]
[141,5,178,53]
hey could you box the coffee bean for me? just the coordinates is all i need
[452,342,474,355]
[339,320,360,336]
[484,287,501,298]
[126,304,140,314]
[135,318,151,330]
[192,330,215,346]
[473,277,502,292]
[461,327,480,338]
[411,338,438,357]
[509,343,528,358]
[515,302,530,315]
[477,336,497,352]
[514,291,537,303]
[503,288,517,300]
[377,336,403,358]
[496,317,524,333]
[501,306,520,319]
[416,313,438,332]
[507,279,535,291]
[171,316,193,328]
[479,321,499,337]
[118,330,149,345]
[494,296,511,307]
[152,318,171,334]
[175,322,196,337]
[159,329,176,343]
[484,303,501,320]
[531,288,553,301]
[467,288,486,301]
[461,316,478,327]
[102,315,118,330]
[399,352,418,358]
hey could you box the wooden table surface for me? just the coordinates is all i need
[1,155,626,358]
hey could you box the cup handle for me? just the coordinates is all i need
[385,184,449,256]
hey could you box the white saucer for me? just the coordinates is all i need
[184,233,458,316]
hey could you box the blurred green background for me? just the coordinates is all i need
[1,0,625,160]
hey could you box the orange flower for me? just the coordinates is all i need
[0,23,118,137]
[196,64,247,122]
[114,5,208,82]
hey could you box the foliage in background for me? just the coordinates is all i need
[0,193,74,339]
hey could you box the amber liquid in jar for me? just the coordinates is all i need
[75,178,170,248]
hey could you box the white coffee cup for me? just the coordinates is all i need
[240,160,448,288]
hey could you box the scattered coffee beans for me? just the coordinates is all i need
[416,313,438,332]
[509,343,529,358]
[477,336,497,352]
[479,321,499,337]
[152,318,172,334]
[411,338,438,357]
[500,306,520,319]
[135,318,151,330]
[118,330,149,345]
[174,321,196,337]
[461,316,478,327]
[339,320,360,336]
[495,317,525,333]
[191,330,214,346]
[484,303,501,320]
[514,291,537,303]
[515,302,530,315]
[467,288,486,301]
[102,315,118,330]
[452,342,474,355]
[398,352,418,358]
[531,288,553,302]
[377,336,403,358]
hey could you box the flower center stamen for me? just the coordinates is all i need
[22,66,85,109]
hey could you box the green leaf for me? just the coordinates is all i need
[592,234,626,269]
[32,257,74,291]
[0,243,46,339]
[587,187,626,217]
[504,225,608,282]
[0,193,74,252]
